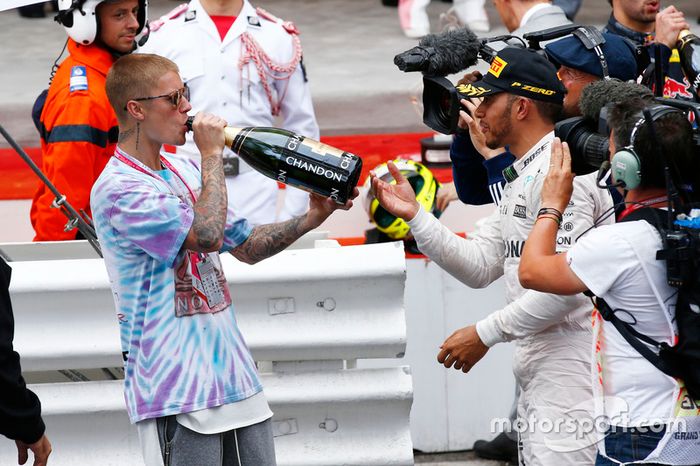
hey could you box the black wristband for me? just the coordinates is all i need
[537,214,561,226]
[537,207,563,220]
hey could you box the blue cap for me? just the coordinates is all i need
[545,33,638,81]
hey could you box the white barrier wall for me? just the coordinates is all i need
[361,260,514,453]
[1,240,413,466]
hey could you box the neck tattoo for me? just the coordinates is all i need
[118,126,135,143]
[135,122,140,151]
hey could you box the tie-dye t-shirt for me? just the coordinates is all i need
[91,149,262,423]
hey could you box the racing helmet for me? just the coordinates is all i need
[364,159,441,240]
[55,0,148,45]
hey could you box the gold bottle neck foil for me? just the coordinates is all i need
[678,29,692,47]
[224,127,243,149]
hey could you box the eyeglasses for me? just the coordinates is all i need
[126,85,190,110]
[557,67,588,83]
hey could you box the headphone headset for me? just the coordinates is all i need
[55,0,147,45]
[610,105,679,190]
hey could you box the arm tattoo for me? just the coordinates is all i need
[232,215,309,264]
[191,154,227,250]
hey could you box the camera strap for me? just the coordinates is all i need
[594,295,678,375]
[573,27,609,79]
[592,207,678,376]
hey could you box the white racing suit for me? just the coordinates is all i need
[407,132,614,465]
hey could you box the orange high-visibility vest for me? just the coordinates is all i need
[30,40,118,241]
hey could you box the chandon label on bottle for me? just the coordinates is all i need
[281,135,349,180]
[284,156,343,182]
[225,125,361,204]
[340,153,353,170]
[285,134,345,159]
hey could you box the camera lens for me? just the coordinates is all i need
[437,89,453,123]
[423,76,461,134]
[555,117,610,175]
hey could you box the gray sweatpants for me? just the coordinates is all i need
[156,417,277,466]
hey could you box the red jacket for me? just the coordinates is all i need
[30,40,118,241]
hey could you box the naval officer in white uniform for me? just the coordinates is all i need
[140,0,318,225]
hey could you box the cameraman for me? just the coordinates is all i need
[518,99,700,464]
[372,46,613,465]
[452,32,639,206]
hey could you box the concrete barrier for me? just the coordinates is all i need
[1,240,413,466]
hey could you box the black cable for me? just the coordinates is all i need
[574,204,617,242]
[48,38,69,87]
[0,124,102,257]
[575,198,672,242]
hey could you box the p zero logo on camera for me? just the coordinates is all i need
[488,57,507,78]
[511,81,556,96]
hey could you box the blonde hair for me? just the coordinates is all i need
[105,53,179,123]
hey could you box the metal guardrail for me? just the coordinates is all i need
[1,240,412,465]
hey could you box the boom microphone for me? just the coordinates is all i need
[596,160,611,187]
[579,79,654,122]
[394,27,481,76]
[596,160,626,189]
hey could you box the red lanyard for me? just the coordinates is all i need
[618,195,667,220]
[113,147,197,205]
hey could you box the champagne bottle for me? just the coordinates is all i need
[186,118,362,204]
[677,29,700,95]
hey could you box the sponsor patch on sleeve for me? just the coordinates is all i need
[70,66,88,92]
[513,204,527,219]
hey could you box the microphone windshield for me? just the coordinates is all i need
[580,80,654,122]
[394,27,481,76]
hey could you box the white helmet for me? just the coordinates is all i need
[55,0,148,45]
